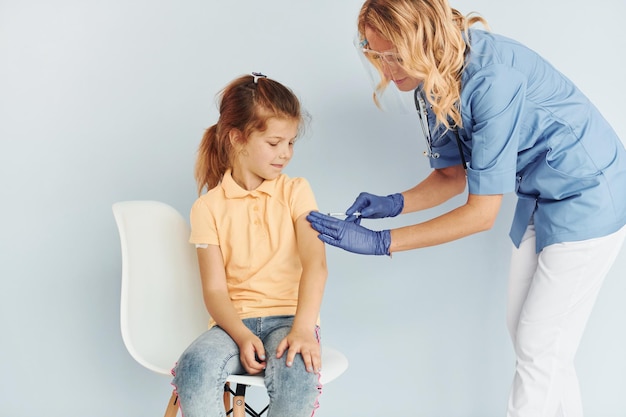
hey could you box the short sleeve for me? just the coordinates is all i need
[189,198,219,245]
[287,177,318,220]
[462,64,525,195]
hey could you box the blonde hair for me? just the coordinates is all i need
[357,0,488,129]
[194,74,304,195]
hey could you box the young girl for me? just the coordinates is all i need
[172,73,327,417]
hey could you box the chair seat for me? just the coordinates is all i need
[226,346,348,388]
[227,374,265,388]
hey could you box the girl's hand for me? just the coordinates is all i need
[276,328,321,374]
[237,334,267,375]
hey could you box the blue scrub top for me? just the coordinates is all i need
[427,29,626,252]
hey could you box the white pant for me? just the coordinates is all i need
[506,224,626,417]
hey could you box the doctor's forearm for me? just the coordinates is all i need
[390,193,502,252]
[401,165,467,213]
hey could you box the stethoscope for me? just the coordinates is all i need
[413,88,439,159]
[413,87,468,169]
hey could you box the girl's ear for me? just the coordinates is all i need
[228,129,244,150]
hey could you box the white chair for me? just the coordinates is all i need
[112,200,348,417]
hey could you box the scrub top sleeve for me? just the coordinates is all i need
[463,65,526,195]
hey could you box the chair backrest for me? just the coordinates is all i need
[113,200,210,375]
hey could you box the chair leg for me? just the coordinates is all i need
[223,382,231,413]
[232,384,247,417]
[164,390,179,417]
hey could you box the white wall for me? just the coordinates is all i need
[1,1,625,416]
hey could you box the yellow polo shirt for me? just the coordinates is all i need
[189,169,318,324]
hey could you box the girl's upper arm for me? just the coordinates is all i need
[196,244,228,293]
[295,212,327,269]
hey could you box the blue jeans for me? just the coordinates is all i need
[172,315,322,417]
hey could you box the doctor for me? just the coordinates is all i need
[306,1,626,416]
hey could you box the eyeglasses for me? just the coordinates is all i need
[413,89,439,159]
[361,48,404,66]
[354,36,415,113]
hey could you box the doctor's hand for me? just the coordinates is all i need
[306,211,391,256]
[346,192,404,219]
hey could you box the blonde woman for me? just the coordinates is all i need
[307,1,626,416]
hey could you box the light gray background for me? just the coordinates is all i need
[1,1,625,416]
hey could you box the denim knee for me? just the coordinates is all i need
[261,319,323,417]
[265,354,322,416]
[171,328,243,417]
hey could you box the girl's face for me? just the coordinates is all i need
[231,116,298,191]
[364,26,421,92]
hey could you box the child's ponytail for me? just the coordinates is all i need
[194,124,230,195]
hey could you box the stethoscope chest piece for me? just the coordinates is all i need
[414,88,466,167]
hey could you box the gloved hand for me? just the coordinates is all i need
[346,192,404,220]
[306,211,391,256]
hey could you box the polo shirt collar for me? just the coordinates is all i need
[221,169,276,198]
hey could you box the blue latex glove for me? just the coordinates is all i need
[306,211,391,256]
[346,192,404,219]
